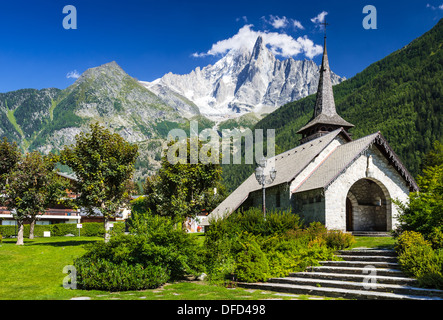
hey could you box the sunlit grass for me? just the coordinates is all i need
[0,236,339,300]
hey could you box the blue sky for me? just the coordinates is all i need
[0,0,442,93]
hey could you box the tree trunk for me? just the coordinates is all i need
[29,219,35,240]
[104,216,110,243]
[16,220,24,245]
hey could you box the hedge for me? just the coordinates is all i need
[0,222,125,238]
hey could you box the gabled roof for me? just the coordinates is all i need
[295,132,419,193]
[209,129,418,221]
[209,128,349,219]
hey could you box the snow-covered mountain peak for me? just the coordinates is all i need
[141,36,345,121]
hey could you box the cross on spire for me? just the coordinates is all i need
[321,19,329,38]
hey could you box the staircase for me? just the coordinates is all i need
[238,248,443,300]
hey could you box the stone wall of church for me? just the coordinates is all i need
[324,144,411,231]
[347,179,388,231]
[244,183,292,213]
[292,189,325,225]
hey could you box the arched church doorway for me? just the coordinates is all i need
[345,179,391,232]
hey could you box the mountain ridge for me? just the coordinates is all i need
[142,36,345,122]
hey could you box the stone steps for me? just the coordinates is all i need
[351,232,392,237]
[238,248,443,300]
[290,271,416,285]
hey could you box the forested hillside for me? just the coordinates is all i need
[222,19,442,192]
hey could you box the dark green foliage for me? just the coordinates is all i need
[214,208,303,237]
[143,138,223,221]
[223,19,443,192]
[234,234,269,283]
[395,141,443,246]
[75,258,168,291]
[204,208,353,283]
[74,211,204,291]
[395,231,443,289]
[60,122,138,241]
[0,137,20,188]
[0,222,125,238]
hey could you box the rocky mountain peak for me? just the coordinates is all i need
[142,38,345,121]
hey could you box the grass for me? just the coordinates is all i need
[351,236,396,250]
[0,236,339,300]
[6,108,24,138]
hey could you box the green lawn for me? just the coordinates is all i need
[0,236,341,300]
[351,236,396,250]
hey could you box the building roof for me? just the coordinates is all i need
[209,129,418,221]
[209,129,348,219]
[297,37,354,134]
[56,171,78,182]
[295,132,419,193]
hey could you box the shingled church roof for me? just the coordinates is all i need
[209,129,349,220]
[208,129,418,221]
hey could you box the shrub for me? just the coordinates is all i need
[204,209,342,283]
[323,230,356,250]
[396,231,443,289]
[428,227,443,250]
[75,257,168,291]
[204,234,237,282]
[75,212,204,291]
[234,234,269,283]
[395,230,430,254]
[0,222,125,238]
[216,208,302,237]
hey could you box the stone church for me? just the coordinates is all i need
[208,37,419,232]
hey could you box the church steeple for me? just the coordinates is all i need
[297,31,354,144]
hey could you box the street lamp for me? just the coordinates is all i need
[254,157,277,217]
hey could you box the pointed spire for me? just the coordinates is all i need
[313,36,337,118]
[297,33,354,144]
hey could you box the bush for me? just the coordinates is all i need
[74,212,204,291]
[204,209,346,283]
[75,257,168,291]
[0,222,125,238]
[428,227,443,250]
[395,230,430,254]
[234,234,269,283]
[323,230,356,250]
[396,231,443,289]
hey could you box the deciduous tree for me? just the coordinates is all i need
[60,123,138,242]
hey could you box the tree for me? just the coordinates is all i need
[60,123,139,242]
[4,151,61,245]
[395,141,443,241]
[143,138,223,224]
[0,137,21,189]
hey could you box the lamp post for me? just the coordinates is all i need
[254,157,277,217]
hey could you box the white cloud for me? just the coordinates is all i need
[426,3,443,10]
[236,16,248,23]
[262,15,304,30]
[66,70,80,79]
[192,24,323,60]
[268,15,289,29]
[293,19,305,30]
[311,11,328,24]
